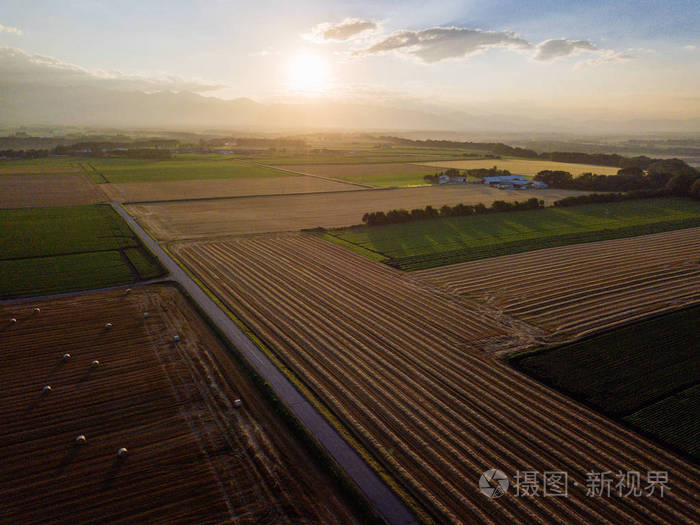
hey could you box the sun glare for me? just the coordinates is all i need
[287,53,328,94]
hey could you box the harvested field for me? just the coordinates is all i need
[415,227,700,339]
[101,175,361,202]
[273,163,438,186]
[173,234,700,525]
[418,158,620,177]
[0,285,361,524]
[0,174,107,208]
[128,186,590,241]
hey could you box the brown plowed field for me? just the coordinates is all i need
[414,227,700,339]
[101,175,361,203]
[0,285,361,524]
[128,186,590,241]
[0,174,107,208]
[173,234,700,525]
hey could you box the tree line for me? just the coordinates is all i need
[381,136,699,170]
[361,198,544,226]
[534,164,700,198]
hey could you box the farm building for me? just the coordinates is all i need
[438,175,466,184]
[482,175,547,189]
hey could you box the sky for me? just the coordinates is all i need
[1,0,699,123]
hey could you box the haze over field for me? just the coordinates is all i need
[1,0,699,133]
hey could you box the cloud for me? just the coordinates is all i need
[533,39,597,61]
[0,23,23,36]
[306,18,378,42]
[684,44,696,50]
[574,50,635,69]
[0,47,224,92]
[358,26,530,63]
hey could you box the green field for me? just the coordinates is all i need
[511,307,699,461]
[0,205,163,299]
[251,150,471,165]
[324,198,700,270]
[82,158,289,183]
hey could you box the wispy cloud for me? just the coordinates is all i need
[0,23,23,36]
[533,39,597,61]
[358,26,530,63]
[574,50,636,69]
[0,47,224,92]
[684,44,696,50]
[305,18,378,42]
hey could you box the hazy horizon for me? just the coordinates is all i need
[1,1,699,133]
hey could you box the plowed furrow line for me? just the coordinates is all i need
[508,269,700,318]
[176,239,700,520]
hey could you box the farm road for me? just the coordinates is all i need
[110,202,418,525]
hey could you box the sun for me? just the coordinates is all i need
[287,53,328,94]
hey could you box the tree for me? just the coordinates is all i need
[690,179,700,200]
[534,170,573,188]
[666,173,699,196]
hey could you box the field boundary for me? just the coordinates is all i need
[351,217,700,271]
[508,304,700,464]
[111,203,420,525]
[262,163,376,188]
[120,186,381,205]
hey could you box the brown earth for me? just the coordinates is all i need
[0,284,362,524]
[172,233,700,525]
[0,166,81,174]
[128,186,592,241]
[0,174,107,208]
[101,175,362,203]
[414,227,700,340]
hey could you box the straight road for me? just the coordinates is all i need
[111,202,418,525]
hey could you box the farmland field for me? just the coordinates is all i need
[415,227,700,339]
[0,285,361,523]
[101,175,361,202]
[419,158,621,176]
[273,163,441,187]
[249,149,471,165]
[325,198,700,270]
[0,174,107,208]
[172,233,700,524]
[81,158,289,183]
[128,185,590,241]
[0,205,163,298]
[512,306,699,460]
[0,157,83,174]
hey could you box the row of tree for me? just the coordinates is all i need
[0,149,50,159]
[534,167,700,197]
[361,198,544,226]
[384,136,699,170]
[552,189,671,207]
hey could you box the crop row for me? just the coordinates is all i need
[415,227,700,338]
[174,234,700,525]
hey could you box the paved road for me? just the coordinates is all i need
[111,202,418,525]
